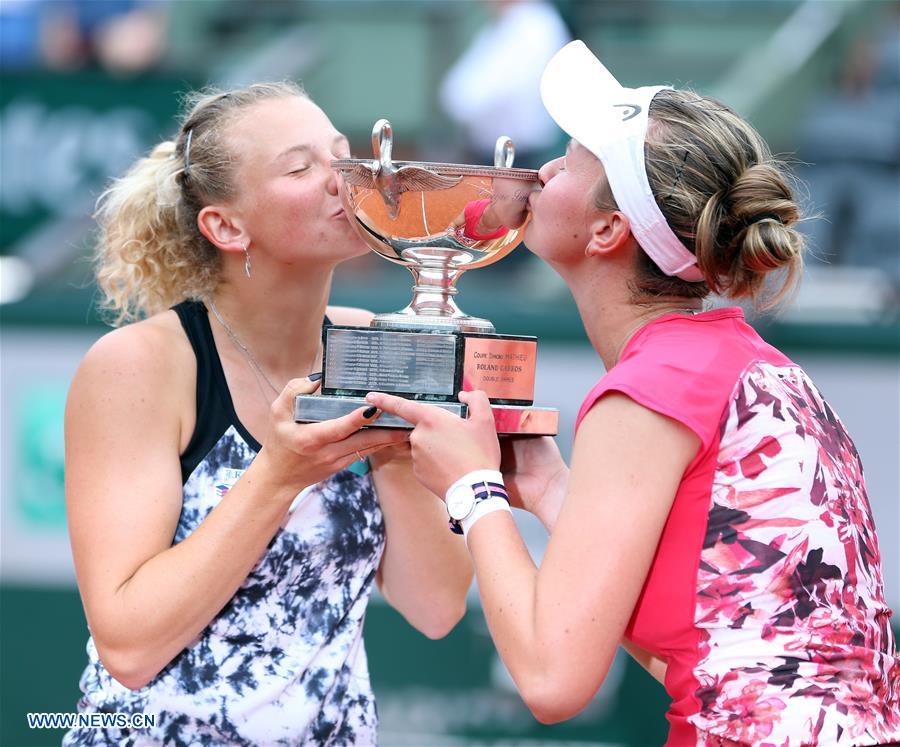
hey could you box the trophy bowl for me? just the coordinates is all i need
[293,119,558,437]
[332,119,539,333]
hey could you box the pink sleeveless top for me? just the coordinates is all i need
[576,308,900,746]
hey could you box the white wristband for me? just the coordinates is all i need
[461,495,512,538]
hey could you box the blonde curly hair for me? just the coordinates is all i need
[94,81,307,325]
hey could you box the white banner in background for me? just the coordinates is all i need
[1,329,101,585]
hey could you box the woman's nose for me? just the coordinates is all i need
[325,164,340,196]
[537,157,561,187]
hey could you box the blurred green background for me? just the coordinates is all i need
[2,1,898,745]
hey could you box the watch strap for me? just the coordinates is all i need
[446,470,510,535]
[461,495,512,538]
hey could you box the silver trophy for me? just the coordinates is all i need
[295,120,558,435]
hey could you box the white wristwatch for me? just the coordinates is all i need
[446,470,510,536]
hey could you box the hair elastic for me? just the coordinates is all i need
[744,212,783,226]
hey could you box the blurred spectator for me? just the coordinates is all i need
[37,0,168,74]
[0,0,43,69]
[439,0,571,169]
[798,6,900,293]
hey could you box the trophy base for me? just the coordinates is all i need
[321,325,539,404]
[295,395,559,436]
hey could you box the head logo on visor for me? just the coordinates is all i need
[613,103,642,121]
[540,41,704,282]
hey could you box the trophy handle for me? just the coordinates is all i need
[372,119,393,173]
[494,136,515,168]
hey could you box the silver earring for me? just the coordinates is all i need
[243,243,251,278]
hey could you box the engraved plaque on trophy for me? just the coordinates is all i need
[295,120,558,435]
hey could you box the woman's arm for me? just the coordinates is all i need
[66,318,407,690]
[370,449,473,639]
[470,437,669,683]
[366,389,698,723]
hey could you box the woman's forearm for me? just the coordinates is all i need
[465,512,558,715]
[466,509,619,725]
[374,461,473,638]
[89,454,295,689]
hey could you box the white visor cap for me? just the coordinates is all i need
[540,41,704,282]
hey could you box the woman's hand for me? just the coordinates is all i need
[364,389,500,499]
[258,377,410,497]
[368,441,414,470]
[500,436,569,530]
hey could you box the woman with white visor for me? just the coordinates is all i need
[368,41,900,745]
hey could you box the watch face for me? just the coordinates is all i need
[447,485,476,521]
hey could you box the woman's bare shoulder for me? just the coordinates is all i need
[73,310,194,397]
[325,305,374,327]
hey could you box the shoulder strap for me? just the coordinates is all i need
[173,302,337,483]
[173,300,261,482]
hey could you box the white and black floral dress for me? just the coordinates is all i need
[64,300,383,746]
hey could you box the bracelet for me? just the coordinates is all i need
[446,469,505,494]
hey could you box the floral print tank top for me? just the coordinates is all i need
[576,308,900,746]
[64,301,383,746]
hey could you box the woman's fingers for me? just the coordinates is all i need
[365,392,432,425]
[342,427,409,454]
[345,434,408,457]
[290,389,496,473]
[458,389,494,425]
[307,404,387,445]
[295,374,324,395]
[330,431,409,469]
[369,390,495,429]
[272,376,322,417]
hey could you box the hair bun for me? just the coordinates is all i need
[695,162,804,305]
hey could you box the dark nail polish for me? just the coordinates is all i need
[363,406,378,418]
[307,372,323,382]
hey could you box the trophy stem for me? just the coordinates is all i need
[371,263,495,333]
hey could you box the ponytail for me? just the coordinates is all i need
[94,141,218,325]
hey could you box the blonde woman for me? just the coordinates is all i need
[369,42,900,745]
[63,83,472,746]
